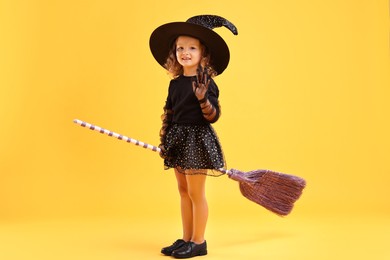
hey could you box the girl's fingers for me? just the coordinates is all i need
[197,66,202,83]
[205,79,210,89]
[192,80,197,92]
[203,67,208,84]
[193,66,210,95]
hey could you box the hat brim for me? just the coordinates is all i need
[149,22,230,75]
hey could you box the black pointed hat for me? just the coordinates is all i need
[149,15,238,75]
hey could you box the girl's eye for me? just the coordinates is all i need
[176,47,183,51]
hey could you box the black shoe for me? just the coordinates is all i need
[161,239,187,256]
[171,241,207,259]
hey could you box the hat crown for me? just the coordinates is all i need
[186,15,238,35]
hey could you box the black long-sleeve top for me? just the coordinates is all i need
[165,74,221,125]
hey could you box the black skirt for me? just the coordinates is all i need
[164,124,226,176]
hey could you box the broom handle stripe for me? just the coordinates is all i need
[73,119,160,152]
[73,119,229,174]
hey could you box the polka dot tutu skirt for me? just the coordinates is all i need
[163,124,226,176]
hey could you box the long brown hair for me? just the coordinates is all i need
[163,37,217,78]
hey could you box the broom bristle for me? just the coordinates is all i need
[228,169,306,216]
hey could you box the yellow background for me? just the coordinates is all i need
[0,0,389,259]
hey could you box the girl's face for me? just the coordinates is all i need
[175,36,203,75]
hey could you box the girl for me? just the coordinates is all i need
[149,15,237,259]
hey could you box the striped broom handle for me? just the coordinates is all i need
[73,119,161,152]
[73,119,230,175]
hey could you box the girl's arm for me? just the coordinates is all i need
[159,84,173,158]
[198,94,220,123]
[159,103,173,144]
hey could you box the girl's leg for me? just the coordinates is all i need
[185,173,208,244]
[175,168,193,241]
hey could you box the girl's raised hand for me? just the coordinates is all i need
[192,66,210,101]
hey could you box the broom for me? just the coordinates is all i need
[73,119,306,216]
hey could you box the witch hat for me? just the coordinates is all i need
[150,15,238,75]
